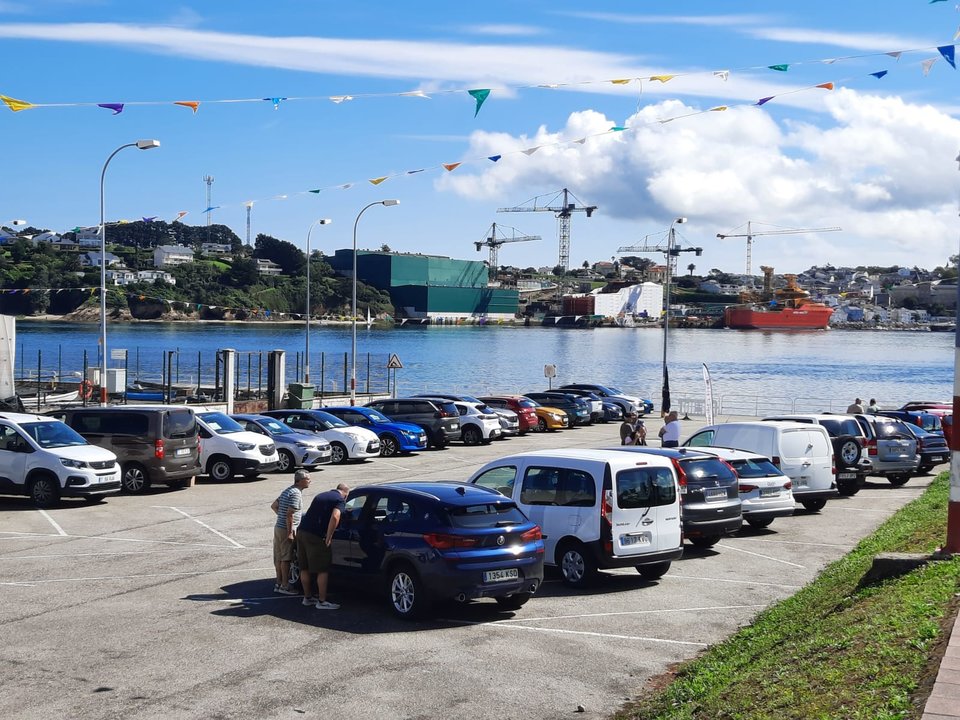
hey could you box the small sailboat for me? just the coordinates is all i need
[366,307,374,327]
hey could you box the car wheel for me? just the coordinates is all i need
[379,434,400,457]
[388,563,431,620]
[430,432,447,450]
[276,449,295,473]
[29,474,61,508]
[835,436,862,468]
[746,517,774,529]
[537,417,548,432]
[837,481,860,497]
[801,498,827,512]
[330,442,348,464]
[557,542,597,587]
[208,456,234,482]
[636,561,671,581]
[887,473,911,487]
[919,463,935,473]
[495,592,532,610]
[462,426,482,446]
[689,536,720,549]
[121,463,151,494]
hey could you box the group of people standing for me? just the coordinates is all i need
[620,410,681,448]
[846,398,881,414]
[271,470,349,610]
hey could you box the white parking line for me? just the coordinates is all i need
[497,603,768,625]
[37,509,66,536]
[0,531,250,550]
[0,565,273,587]
[663,574,803,590]
[164,506,246,548]
[445,618,710,646]
[0,548,247,560]
[825,507,890,513]
[716,543,806,568]
[743,538,853,549]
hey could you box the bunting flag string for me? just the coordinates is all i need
[1,41,956,117]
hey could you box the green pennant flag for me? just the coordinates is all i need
[468,88,490,117]
[768,64,789,72]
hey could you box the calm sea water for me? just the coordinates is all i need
[12,320,954,411]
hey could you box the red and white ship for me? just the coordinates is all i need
[724,267,832,330]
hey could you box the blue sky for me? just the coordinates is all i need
[1,1,959,275]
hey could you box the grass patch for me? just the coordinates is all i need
[620,474,960,720]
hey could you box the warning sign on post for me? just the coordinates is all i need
[386,354,404,369]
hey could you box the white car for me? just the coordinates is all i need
[695,447,795,529]
[0,411,120,507]
[447,400,502,445]
[262,410,381,464]
[196,411,280,481]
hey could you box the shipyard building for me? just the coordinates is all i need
[329,250,519,321]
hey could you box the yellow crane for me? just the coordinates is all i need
[716,221,841,276]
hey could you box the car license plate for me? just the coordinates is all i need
[175,448,190,457]
[796,477,809,488]
[759,487,781,497]
[704,487,727,501]
[838,472,857,480]
[483,568,519,583]
[621,533,651,546]
[930,455,945,462]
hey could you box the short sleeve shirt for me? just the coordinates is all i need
[275,485,303,530]
[661,420,681,444]
[300,489,347,536]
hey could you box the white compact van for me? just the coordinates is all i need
[685,421,837,511]
[467,449,682,587]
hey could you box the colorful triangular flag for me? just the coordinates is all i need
[263,97,286,109]
[768,64,789,72]
[468,88,490,117]
[756,96,774,106]
[816,82,835,90]
[0,94,34,112]
[938,44,956,68]
[922,57,939,76]
[870,70,889,79]
[487,155,501,162]
[174,101,200,113]
[650,75,675,83]
[369,177,388,186]
[714,70,729,81]
[442,162,462,172]
[98,103,124,115]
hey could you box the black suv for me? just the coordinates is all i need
[365,398,462,449]
[611,447,742,548]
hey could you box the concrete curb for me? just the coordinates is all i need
[922,608,960,719]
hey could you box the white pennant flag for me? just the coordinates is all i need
[922,57,938,76]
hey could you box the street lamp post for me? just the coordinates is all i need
[304,218,332,385]
[99,139,160,405]
[661,217,686,415]
[351,199,399,405]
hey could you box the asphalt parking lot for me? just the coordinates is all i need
[0,416,939,720]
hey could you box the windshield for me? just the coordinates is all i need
[605,386,623,394]
[21,421,88,448]
[199,412,244,435]
[314,411,349,429]
[364,409,391,423]
[729,458,783,479]
[257,418,292,435]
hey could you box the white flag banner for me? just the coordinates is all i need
[702,362,715,425]
[0,315,14,399]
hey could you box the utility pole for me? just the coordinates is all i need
[245,202,253,246]
[203,175,215,243]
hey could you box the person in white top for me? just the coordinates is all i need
[659,411,681,448]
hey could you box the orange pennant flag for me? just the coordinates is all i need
[1,94,34,112]
[816,82,834,90]
[369,177,388,186]
[442,162,462,172]
[174,101,200,113]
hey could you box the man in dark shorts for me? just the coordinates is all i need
[297,482,349,610]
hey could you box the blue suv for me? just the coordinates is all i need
[322,406,428,456]
[331,482,544,619]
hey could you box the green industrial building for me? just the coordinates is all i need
[329,250,519,320]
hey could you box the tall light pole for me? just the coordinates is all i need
[99,139,160,405]
[304,218,332,385]
[351,199,399,404]
[661,217,686,415]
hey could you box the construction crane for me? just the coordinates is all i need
[716,221,841,276]
[474,223,541,281]
[497,188,596,273]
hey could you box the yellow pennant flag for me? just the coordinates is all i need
[650,75,675,83]
[442,162,462,172]
[174,101,200,113]
[610,79,631,85]
[1,94,34,112]
[369,176,388,186]
[709,106,728,112]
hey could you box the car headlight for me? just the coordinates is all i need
[60,458,88,469]
[549,413,562,420]
[295,441,313,448]
[235,442,255,451]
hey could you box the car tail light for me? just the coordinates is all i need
[520,526,542,544]
[155,439,164,459]
[739,484,758,493]
[670,458,688,496]
[867,439,878,456]
[783,481,792,490]
[831,454,836,476]
[601,489,613,527]
[422,533,478,550]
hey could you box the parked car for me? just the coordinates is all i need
[607,447,743,547]
[468,449,683,586]
[0,412,121,507]
[321,406,428,456]
[476,395,542,434]
[330,481,545,619]
[196,411,279,481]
[898,423,950,474]
[685,421,837,512]
[49,405,200,494]
[601,401,625,423]
[839,414,920,486]
[231,414,332,472]
[549,388,604,423]
[444,400,502,445]
[413,392,520,436]
[523,392,591,426]
[559,383,653,415]
[261,409,380,464]
[877,410,944,436]
[761,414,867,496]
[364,398,462,449]
[694,447,795,529]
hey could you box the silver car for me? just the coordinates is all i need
[851,414,920,486]
[232,414,333,473]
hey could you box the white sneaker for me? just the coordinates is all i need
[302,597,317,606]
[314,600,340,610]
[275,587,298,596]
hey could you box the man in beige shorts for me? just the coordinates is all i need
[270,470,310,594]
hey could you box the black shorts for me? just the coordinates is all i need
[296,530,332,573]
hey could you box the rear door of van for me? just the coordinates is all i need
[609,461,681,555]
[779,427,832,493]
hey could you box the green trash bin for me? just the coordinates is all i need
[288,383,315,409]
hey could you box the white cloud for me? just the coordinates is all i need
[558,12,776,28]
[438,89,960,271]
[461,24,545,37]
[742,26,934,52]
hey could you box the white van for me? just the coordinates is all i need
[685,421,837,512]
[467,449,682,587]
[196,411,279,481]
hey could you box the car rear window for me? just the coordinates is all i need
[818,419,860,437]
[447,502,528,528]
[679,458,737,486]
[616,467,676,508]
[163,410,196,438]
[876,421,913,438]
[728,458,783,479]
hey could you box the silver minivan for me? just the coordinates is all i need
[468,449,683,587]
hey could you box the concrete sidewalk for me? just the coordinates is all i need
[922,609,960,719]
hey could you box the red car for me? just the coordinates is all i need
[478,395,539,434]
